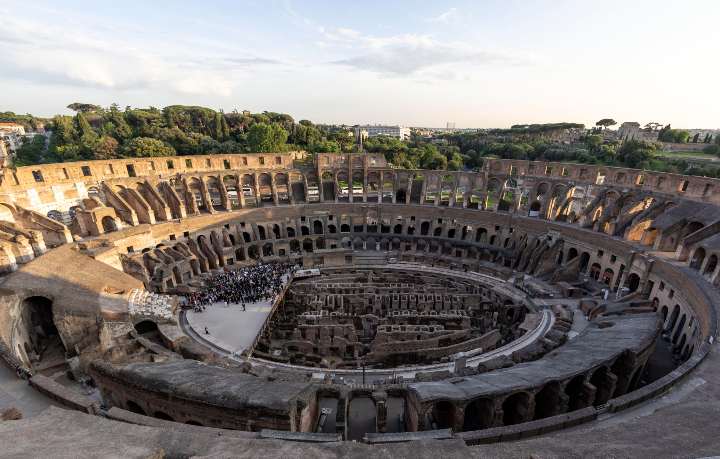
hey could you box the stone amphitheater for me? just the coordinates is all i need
[0,152,718,458]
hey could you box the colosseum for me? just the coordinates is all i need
[0,152,718,457]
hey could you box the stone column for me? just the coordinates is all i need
[270,174,279,206]
[217,176,232,211]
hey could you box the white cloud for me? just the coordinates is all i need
[427,8,460,24]
[321,27,525,77]
[0,13,279,97]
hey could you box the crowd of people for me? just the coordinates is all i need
[185,261,296,312]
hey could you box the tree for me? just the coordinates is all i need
[121,137,175,157]
[703,144,720,156]
[14,136,46,166]
[247,123,288,152]
[67,102,101,113]
[659,128,690,143]
[595,119,617,130]
[93,136,120,160]
[585,134,603,151]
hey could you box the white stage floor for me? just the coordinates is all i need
[185,299,273,355]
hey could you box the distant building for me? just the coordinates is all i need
[354,124,410,140]
[0,123,26,153]
[617,122,658,142]
[0,122,26,135]
[446,122,456,130]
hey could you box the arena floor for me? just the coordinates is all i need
[185,300,274,355]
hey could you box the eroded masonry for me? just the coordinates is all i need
[0,152,718,454]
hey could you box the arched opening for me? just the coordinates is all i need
[579,252,590,272]
[134,320,158,335]
[185,420,203,426]
[566,248,578,262]
[672,314,687,344]
[565,374,587,411]
[313,220,323,235]
[154,411,174,421]
[101,216,117,233]
[431,401,455,429]
[703,254,718,276]
[665,305,680,333]
[502,392,531,425]
[528,200,542,217]
[20,296,65,366]
[626,273,640,292]
[690,248,706,271]
[126,401,146,415]
[303,239,314,253]
[533,381,562,420]
[462,398,494,431]
[602,268,614,286]
[590,367,614,406]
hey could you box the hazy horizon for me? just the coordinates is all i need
[2,0,718,129]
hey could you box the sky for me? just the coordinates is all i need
[1,0,719,128]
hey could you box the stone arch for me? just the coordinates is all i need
[313,220,324,235]
[322,171,336,201]
[367,172,381,203]
[502,392,531,425]
[274,173,290,204]
[625,273,640,292]
[188,177,206,211]
[533,381,563,420]
[101,216,118,233]
[567,247,578,261]
[704,253,718,276]
[154,411,174,421]
[241,174,257,207]
[20,296,65,365]
[528,200,542,216]
[602,268,614,286]
[590,366,615,406]
[462,398,495,431]
[672,314,687,344]
[126,400,146,415]
[666,304,680,332]
[47,210,64,222]
[134,320,158,335]
[206,176,224,211]
[303,239,314,253]
[431,401,455,429]
[258,173,273,204]
[565,374,588,411]
[690,247,706,271]
[223,175,241,209]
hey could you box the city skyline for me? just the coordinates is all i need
[1,0,719,128]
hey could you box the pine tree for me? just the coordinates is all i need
[221,114,230,141]
[213,112,224,141]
